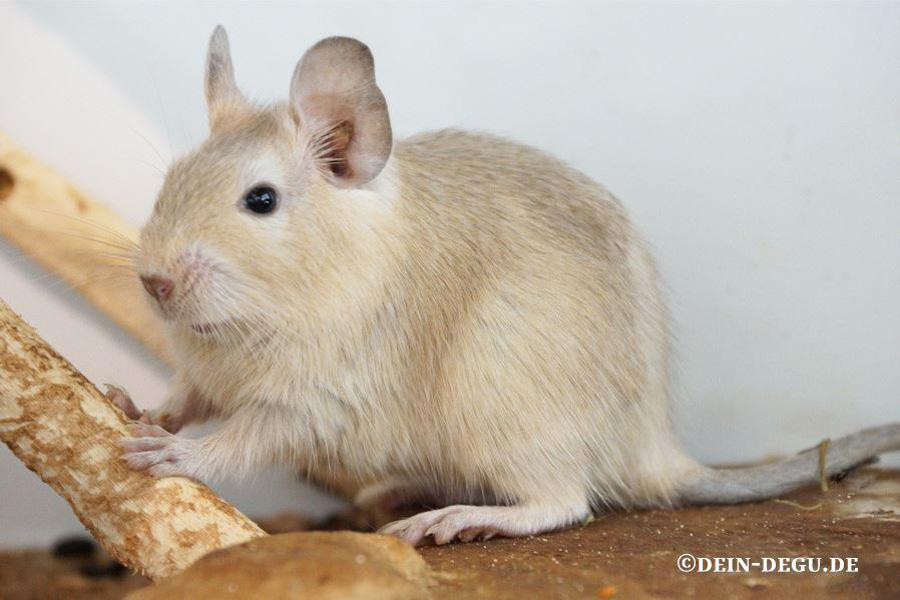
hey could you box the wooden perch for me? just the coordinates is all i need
[0,131,167,359]
[0,298,265,580]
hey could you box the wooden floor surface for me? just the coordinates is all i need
[2,468,898,600]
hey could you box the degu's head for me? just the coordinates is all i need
[136,26,392,340]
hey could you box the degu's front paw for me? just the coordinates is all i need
[105,384,182,433]
[105,384,143,421]
[120,423,198,478]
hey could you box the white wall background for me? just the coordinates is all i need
[1,0,898,546]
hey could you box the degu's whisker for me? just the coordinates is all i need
[37,272,141,297]
[27,208,141,250]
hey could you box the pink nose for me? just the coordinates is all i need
[140,275,175,303]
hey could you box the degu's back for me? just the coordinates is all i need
[384,128,697,509]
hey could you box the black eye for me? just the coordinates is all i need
[243,186,278,215]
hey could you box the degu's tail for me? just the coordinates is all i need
[677,423,900,505]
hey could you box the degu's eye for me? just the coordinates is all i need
[243,186,278,215]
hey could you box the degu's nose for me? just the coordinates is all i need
[140,274,175,304]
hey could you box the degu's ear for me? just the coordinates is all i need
[204,25,244,131]
[290,37,392,188]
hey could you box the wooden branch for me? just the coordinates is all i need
[0,131,168,359]
[0,298,265,580]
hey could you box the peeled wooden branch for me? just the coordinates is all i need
[0,298,265,579]
[0,131,167,359]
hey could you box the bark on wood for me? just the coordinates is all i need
[0,298,266,580]
[0,131,167,359]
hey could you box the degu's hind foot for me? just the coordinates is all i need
[378,499,590,546]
